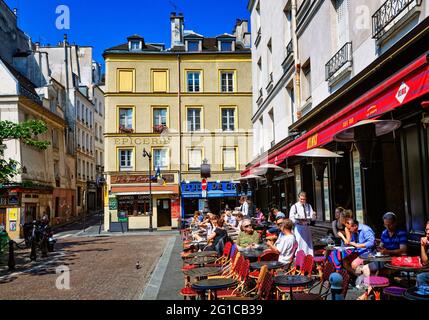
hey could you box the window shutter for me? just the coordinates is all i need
[223,148,236,170]
[153,70,168,92]
[118,70,134,92]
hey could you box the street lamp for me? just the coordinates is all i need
[143,148,153,232]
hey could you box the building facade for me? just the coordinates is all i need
[103,14,253,231]
[245,0,429,248]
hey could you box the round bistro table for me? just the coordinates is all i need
[192,278,238,300]
[403,286,429,301]
[384,263,429,287]
[185,251,219,259]
[183,266,222,278]
[185,256,217,267]
[250,261,286,270]
[274,275,313,300]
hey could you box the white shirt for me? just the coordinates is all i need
[275,234,298,265]
[289,202,314,224]
[240,201,249,216]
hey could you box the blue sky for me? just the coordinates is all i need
[5,0,250,71]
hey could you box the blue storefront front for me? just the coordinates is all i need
[181,181,249,218]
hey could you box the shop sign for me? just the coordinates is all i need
[109,197,118,210]
[306,134,318,150]
[9,221,16,231]
[111,174,174,184]
[114,136,171,146]
[8,208,18,221]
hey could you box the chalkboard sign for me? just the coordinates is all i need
[109,197,118,210]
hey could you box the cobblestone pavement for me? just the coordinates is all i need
[0,235,171,300]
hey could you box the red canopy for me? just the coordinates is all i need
[242,53,429,176]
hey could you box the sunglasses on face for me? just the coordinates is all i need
[243,225,251,228]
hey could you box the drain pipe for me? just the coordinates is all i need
[177,54,183,229]
[291,0,302,120]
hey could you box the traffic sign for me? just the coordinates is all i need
[201,179,207,191]
[202,190,207,198]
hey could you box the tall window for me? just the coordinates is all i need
[119,149,133,171]
[153,108,167,127]
[335,0,349,48]
[188,149,202,170]
[187,71,201,92]
[267,39,273,81]
[187,108,201,132]
[81,131,85,149]
[220,71,234,92]
[78,159,81,177]
[90,163,94,180]
[269,109,275,146]
[302,61,312,103]
[153,148,169,170]
[223,148,236,170]
[119,108,133,129]
[77,101,81,120]
[221,108,235,131]
[85,108,89,124]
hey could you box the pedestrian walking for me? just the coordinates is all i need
[289,191,317,256]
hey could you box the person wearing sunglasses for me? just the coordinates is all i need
[236,219,260,249]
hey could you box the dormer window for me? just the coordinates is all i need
[187,40,200,52]
[130,40,141,51]
[220,41,233,52]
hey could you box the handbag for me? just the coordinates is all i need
[391,256,422,268]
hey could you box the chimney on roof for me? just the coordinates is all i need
[234,19,250,48]
[170,12,184,49]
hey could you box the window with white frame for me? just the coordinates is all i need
[187,41,200,52]
[220,41,232,52]
[220,71,234,92]
[119,149,133,171]
[153,108,167,126]
[223,148,236,170]
[187,108,201,132]
[119,108,133,129]
[221,108,235,131]
[188,149,202,170]
[153,148,169,170]
[187,71,201,92]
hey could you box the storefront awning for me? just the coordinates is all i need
[242,52,429,176]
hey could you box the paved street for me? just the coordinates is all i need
[0,234,173,300]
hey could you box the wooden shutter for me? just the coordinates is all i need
[118,70,134,92]
[153,70,168,92]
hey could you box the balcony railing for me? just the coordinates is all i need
[118,125,134,134]
[325,42,353,81]
[266,72,274,93]
[372,0,423,40]
[254,28,262,46]
[286,40,293,59]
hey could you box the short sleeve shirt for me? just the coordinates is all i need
[275,234,298,265]
[380,229,407,251]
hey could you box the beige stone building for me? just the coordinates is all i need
[103,14,253,231]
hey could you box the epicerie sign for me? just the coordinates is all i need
[114,137,171,146]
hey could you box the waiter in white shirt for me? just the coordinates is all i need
[289,191,317,256]
[239,196,249,217]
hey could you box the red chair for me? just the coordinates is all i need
[293,262,336,300]
[217,259,250,299]
[258,250,279,262]
[276,255,314,299]
[286,250,306,275]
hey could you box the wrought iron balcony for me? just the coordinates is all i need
[256,88,263,105]
[286,40,293,59]
[254,28,262,46]
[325,42,353,81]
[282,40,295,71]
[372,0,423,40]
[266,72,274,93]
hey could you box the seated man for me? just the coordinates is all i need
[224,210,237,228]
[236,219,260,249]
[342,218,376,277]
[266,219,297,269]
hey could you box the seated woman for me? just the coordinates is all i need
[236,219,260,249]
[266,219,298,270]
[254,207,265,224]
[205,215,228,255]
[328,209,353,270]
[332,207,347,243]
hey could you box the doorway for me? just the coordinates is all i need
[0,208,6,228]
[25,204,37,223]
[157,199,171,228]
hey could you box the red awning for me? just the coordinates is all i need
[242,53,429,176]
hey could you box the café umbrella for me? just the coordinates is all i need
[296,148,342,181]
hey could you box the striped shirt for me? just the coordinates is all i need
[381,229,407,251]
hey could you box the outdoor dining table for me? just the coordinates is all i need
[185,251,219,259]
[359,253,392,275]
[239,248,265,262]
[185,256,217,266]
[183,267,222,279]
[192,278,238,300]
[384,263,429,287]
[250,261,286,271]
[273,275,313,300]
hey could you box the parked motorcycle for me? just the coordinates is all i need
[25,217,56,260]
